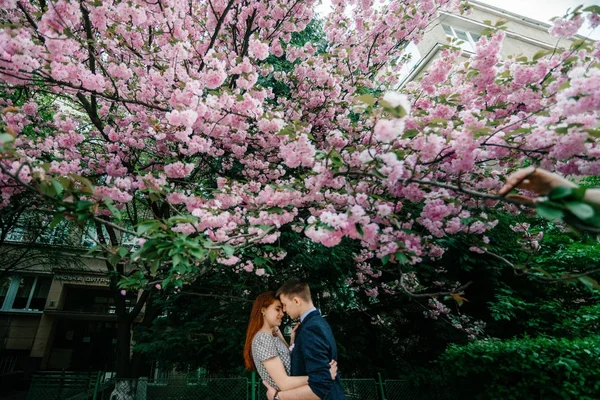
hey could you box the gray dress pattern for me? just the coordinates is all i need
[252,331,291,391]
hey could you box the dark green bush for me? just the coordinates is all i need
[439,335,600,400]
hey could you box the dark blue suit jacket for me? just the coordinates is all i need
[291,310,346,400]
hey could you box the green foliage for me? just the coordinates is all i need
[439,335,600,400]
[258,19,327,100]
[536,186,600,232]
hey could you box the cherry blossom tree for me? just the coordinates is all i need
[1,0,599,376]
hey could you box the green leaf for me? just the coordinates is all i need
[356,94,375,106]
[531,267,553,278]
[582,5,600,14]
[381,255,390,265]
[329,149,343,168]
[49,213,64,229]
[173,254,183,267]
[150,260,160,276]
[222,244,235,257]
[75,200,94,212]
[571,187,587,201]
[137,220,159,236]
[118,247,129,258]
[472,128,492,136]
[104,198,122,220]
[578,276,599,291]
[395,252,408,265]
[0,133,14,145]
[168,215,199,224]
[108,253,120,266]
[277,126,295,137]
[566,201,595,221]
[428,118,448,127]
[548,186,573,200]
[355,223,364,237]
[68,174,94,192]
[532,50,549,61]
[50,179,64,196]
[379,100,408,118]
[554,127,569,134]
[584,129,600,138]
[536,204,563,221]
[402,129,419,139]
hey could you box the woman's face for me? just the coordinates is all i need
[262,300,284,327]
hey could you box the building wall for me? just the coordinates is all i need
[404,1,586,86]
[416,2,575,58]
[0,255,129,373]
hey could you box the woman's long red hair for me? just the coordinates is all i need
[244,291,278,370]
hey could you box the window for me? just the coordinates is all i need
[4,214,73,245]
[81,223,137,249]
[63,287,137,314]
[0,275,52,312]
[442,24,481,53]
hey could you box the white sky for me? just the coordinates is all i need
[315,0,600,40]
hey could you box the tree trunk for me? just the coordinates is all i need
[115,317,132,378]
[131,295,161,378]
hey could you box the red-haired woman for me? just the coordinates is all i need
[243,291,337,392]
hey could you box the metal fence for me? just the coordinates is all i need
[26,372,453,400]
[26,371,99,400]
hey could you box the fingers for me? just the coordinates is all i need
[499,167,535,195]
[505,194,535,204]
[329,360,338,380]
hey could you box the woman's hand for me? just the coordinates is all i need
[290,322,300,345]
[499,167,577,203]
[329,360,338,380]
[272,326,284,339]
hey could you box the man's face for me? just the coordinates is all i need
[280,294,301,319]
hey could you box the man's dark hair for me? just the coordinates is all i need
[276,278,312,302]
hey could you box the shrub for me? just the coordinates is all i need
[439,335,600,400]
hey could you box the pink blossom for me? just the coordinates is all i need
[165,110,198,128]
[164,162,195,178]
[205,70,227,89]
[374,119,404,143]
[249,39,269,60]
[549,15,583,37]
[280,135,316,168]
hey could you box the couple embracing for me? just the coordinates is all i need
[243,278,346,400]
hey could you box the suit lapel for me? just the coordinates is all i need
[298,310,319,331]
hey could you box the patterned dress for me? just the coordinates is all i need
[252,331,292,391]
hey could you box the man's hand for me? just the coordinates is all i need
[499,167,577,203]
[329,360,338,380]
[263,381,276,400]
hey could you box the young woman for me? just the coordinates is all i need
[243,291,337,391]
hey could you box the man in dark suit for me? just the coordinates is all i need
[264,278,346,400]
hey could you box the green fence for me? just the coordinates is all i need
[26,372,453,400]
[26,371,100,400]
